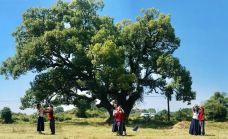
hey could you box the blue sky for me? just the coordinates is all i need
[0,0,228,113]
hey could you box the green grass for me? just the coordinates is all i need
[0,118,228,139]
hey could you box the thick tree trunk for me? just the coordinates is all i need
[124,105,133,122]
[124,91,142,122]
[105,107,114,123]
[102,99,134,123]
[96,89,142,123]
[96,96,114,123]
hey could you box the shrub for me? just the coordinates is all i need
[155,110,168,121]
[65,116,72,121]
[172,108,192,121]
[21,116,30,122]
[1,107,13,123]
[27,114,37,123]
[55,113,72,122]
[75,99,91,118]
[205,92,228,121]
[14,113,30,122]
[86,108,107,118]
[55,114,65,122]
[55,106,64,113]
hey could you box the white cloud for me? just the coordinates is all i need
[61,105,75,111]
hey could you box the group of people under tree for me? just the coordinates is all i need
[189,104,205,135]
[36,104,55,135]
[35,101,206,136]
[111,100,127,136]
[111,101,206,136]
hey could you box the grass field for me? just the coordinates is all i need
[0,118,228,139]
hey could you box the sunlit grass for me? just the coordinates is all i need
[0,118,227,139]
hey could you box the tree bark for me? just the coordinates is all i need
[167,96,170,121]
[96,96,114,123]
[124,91,142,121]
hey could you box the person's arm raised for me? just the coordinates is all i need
[43,108,50,113]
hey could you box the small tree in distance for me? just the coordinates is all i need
[1,107,13,123]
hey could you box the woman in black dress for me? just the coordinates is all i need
[189,105,201,135]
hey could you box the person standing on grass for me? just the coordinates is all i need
[114,106,124,135]
[44,104,55,135]
[198,105,205,135]
[119,106,127,136]
[112,101,126,136]
[189,105,201,135]
[36,103,45,134]
[112,101,118,133]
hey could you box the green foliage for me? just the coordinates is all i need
[11,112,73,123]
[12,113,30,123]
[86,108,107,118]
[19,115,30,122]
[172,108,192,121]
[29,114,38,123]
[1,107,13,123]
[0,0,195,120]
[204,92,228,121]
[155,109,168,121]
[55,106,64,113]
[55,113,72,122]
[75,99,91,118]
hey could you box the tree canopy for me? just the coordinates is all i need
[0,0,195,120]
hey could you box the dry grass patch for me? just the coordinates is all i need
[0,119,227,139]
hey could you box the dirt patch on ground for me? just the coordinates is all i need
[173,121,190,129]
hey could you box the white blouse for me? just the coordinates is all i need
[37,108,44,117]
[192,112,199,120]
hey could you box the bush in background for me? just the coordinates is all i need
[86,108,108,118]
[75,99,91,118]
[155,110,168,121]
[55,106,64,113]
[172,108,192,121]
[55,113,72,122]
[1,107,13,123]
[12,113,29,123]
[205,92,228,121]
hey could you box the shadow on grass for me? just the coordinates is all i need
[63,121,107,126]
[204,134,215,136]
[61,118,176,129]
[114,134,135,137]
[125,134,135,137]
[128,118,176,129]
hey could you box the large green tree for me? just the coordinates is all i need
[0,0,195,120]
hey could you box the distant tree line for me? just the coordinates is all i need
[155,92,228,122]
[0,92,227,124]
